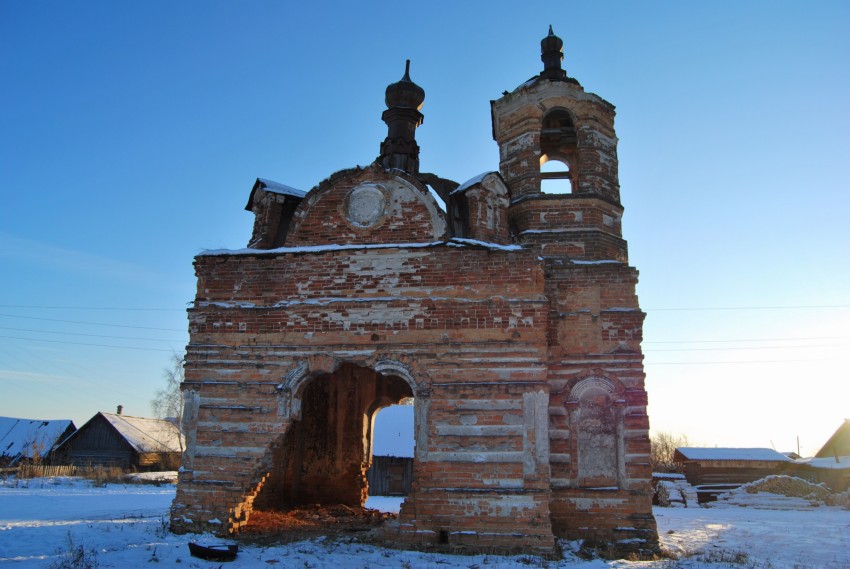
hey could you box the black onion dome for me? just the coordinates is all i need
[385,59,425,110]
[541,24,563,54]
[540,25,567,80]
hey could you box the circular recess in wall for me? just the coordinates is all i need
[345,183,388,228]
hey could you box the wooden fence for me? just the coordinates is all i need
[12,464,80,478]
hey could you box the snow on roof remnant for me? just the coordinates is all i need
[450,171,497,195]
[199,238,523,257]
[795,455,850,470]
[676,447,793,462]
[0,416,75,463]
[99,413,183,454]
[447,237,522,251]
[256,177,306,198]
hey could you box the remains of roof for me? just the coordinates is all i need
[451,171,498,195]
[245,178,305,211]
[199,237,522,258]
[256,178,305,198]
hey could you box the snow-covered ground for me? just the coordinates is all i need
[1,477,848,568]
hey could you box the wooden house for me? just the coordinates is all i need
[788,419,850,492]
[674,447,792,502]
[0,417,76,467]
[53,411,183,471]
[815,419,850,459]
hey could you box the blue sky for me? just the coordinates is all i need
[1,1,848,457]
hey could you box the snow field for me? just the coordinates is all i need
[0,477,848,568]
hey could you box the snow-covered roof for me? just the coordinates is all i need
[0,417,75,463]
[256,178,305,198]
[653,472,686,480]
[99,413,183,454]
[675,447,792,462]
[450,171,497,195]
[794,455,850,470]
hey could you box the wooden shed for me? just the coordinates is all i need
[366,455,413,496]
[674,447,792,502]
[53,411,183,471]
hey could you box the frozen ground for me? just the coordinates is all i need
[0,477,848,568]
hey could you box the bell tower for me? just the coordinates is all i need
[491,28,659,554]
[492,27,626,262]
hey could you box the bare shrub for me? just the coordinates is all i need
[78,465,126,487]
[650,432,689,473]
[49,532,99,569]
[151,353,185,453]
[698,549,750,565]
[654,481,671,506]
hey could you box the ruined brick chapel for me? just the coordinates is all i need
[172,28,659,556]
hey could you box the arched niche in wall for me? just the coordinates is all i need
[567,377,625,488]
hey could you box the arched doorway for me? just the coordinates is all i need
[366,403,415,499]
[254,362,414,510]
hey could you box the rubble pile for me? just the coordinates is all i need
[243,504,394,543]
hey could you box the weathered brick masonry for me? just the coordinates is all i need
[171,29,658,557]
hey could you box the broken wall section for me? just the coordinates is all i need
[254,364,412,510]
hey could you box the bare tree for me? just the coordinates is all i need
[650,431,689,473]
[151,353,185,451]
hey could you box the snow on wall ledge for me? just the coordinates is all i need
[197,238,523,258]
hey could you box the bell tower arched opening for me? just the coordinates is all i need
[540,109,577,194]
[540,156,571,194]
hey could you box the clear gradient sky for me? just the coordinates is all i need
[1,1,848,457]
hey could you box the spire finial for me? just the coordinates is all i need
[548,24,554,36]
[403,59,411,81]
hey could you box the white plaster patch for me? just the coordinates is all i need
[571,497,627,511]
[323,305,418,328]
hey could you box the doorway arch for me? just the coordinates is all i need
[256,361,416,509]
